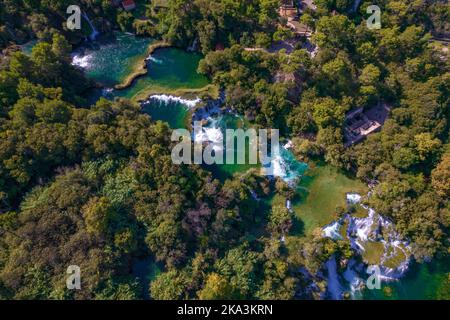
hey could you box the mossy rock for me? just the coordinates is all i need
[362,241,385,265]
[383,246,407,269]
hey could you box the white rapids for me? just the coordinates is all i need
[145,94,201,108]
[321,192,412,299]
[71,53,92,69]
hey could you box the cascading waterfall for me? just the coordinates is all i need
[145,94,201,108]
[71,52,92,68]
[262,146,308,185]
[350,0,362,13]
[346,193,362,204]
[322,193,412,298]
[55,28,445,300]
[191,98,308,183]
[194,117,224,152]
[187,38,199,52]
[323,221,343,240]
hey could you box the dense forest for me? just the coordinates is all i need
[0,0,449,299]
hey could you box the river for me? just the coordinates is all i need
[21,32,448,300]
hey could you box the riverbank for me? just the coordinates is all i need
[132,83,219,103]
[67,32,215,103]
[110,45,211,102]
[114,40,172,90]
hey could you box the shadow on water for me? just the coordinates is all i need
[142,99,191,129]
[132,257,162,299]
[291,215,305,236]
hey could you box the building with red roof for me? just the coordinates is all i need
[122,0,136,11]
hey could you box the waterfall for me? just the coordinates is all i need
[346,193,362,204]
[187,38,199,52]
[71,52,92,68]
[262,146,307,185]
[322,192,412,298]
[145,94,201,108]
[146,55,163,64]
[350,0,362,13]
[326,256,343,300]
[286,199,293,212]
[323,221,343,240]
[82,12,99,41]
[283,140,293,149]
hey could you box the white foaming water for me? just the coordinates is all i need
[268,152,287,178]
[346,193,362,204]
[72,53,92,69]
[323,221,343,240]
[146,55,163,64]
[263,147,305,185]
[286,199,293,212]
[354,208,376,243]
[102,88,114,97]
[194,123,223,152]
[284,140,293,149]
[147,94,201,108]
[204,127,223,145]
[343,260,364,297]
[322,192,412,299]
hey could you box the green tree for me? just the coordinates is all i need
[431,152,450,198]
[197,273,233,300]
[150,270,189,300]
[268,204,292,236]
[83,197,118,236]
[313,15,355,51]
[312,98,346,128]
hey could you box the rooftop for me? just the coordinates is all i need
[344,103,390,147]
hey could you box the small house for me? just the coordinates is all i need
[279,0,298,21]
[343,103,390,147]
[122,0,136,11]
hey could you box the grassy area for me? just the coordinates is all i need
[292,162,368,236]
[384,246,408,269]
[351,204,369,218]
[362,241,385,265]
[340,219,348,239]
[130,84,219,102]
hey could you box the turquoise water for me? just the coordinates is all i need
[23,32,449,300]
[142,98,190,129]
[132,257,162,299]
[114,47,209,100]
[362,258,449,300]
[201,113,261,180]
[199,113,309,182]
[20,40,38,55]
[72,32,153,87]
[72,32,208,129]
